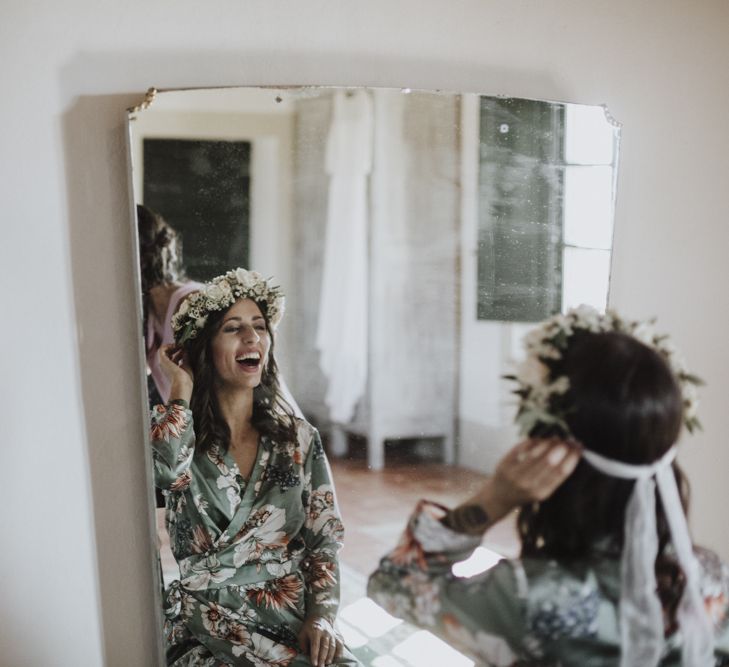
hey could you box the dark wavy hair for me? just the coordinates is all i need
[518,331,689,628]
[183,301,297,453]
[136,205,186,322]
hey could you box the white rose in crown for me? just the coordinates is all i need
[572,304,604,332]
[217,279,232,297]
[235,268,258,289]
[544,314,573,338]
[205,284,225,301]
[516,356,550,387]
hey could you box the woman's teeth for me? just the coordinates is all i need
[236,352,261,368]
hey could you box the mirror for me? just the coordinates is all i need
[128,85,620,664]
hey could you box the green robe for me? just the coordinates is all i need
[367,499,729,666]
[151,401,358,666]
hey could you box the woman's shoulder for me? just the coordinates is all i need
[517,554,610,589]
[290,415,313,432]
[286,417,322,456]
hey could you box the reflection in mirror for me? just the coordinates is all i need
[128,86,620,665]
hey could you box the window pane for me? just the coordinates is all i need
[477,96,564,322]
[563,165,615,249]
[562,247,611,312]
[564,104,615,165]
[143,138,251,281]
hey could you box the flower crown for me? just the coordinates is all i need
[508,305,702,438]
[172,268,285,344]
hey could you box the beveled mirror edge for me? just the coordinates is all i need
[605,103,623,314]
[125,85,624,129]
[124,113,168,667]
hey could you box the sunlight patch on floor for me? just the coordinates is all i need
[339,597,474,667]
[371,656,406,667]
[340,597,403,638]
[392,630,474,667]
[451,546,502,577]
[337,543,505,665]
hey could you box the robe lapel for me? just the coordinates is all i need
[215,436,272,546]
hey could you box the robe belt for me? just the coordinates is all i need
[177,551,306,591]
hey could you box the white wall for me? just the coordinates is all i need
[2,1,728,664]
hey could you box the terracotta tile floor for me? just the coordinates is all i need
[331,458,520,584]
[331,458,522,663]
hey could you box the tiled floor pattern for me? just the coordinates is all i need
[331,458,520,590]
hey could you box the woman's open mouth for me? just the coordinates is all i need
[235,351,261,373]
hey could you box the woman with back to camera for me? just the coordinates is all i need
[151,267,358,667]
[368,305,729,666]
[137,204,203,406]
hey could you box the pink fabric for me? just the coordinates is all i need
[146,282,203,403]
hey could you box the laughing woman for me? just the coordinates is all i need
[151,268,358,667]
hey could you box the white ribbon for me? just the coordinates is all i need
[582,446,714,666]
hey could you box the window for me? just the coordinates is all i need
[476,98,618,321]
[143,138,252,281]
[561,104,617,312]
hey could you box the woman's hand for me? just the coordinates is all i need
[158,343,193,402]
[454,439,582,533]
[494,437,582,504]
[297,615,343,667]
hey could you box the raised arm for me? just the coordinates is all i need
[443,438,581,535]
[150,344,195,491]
[367,439,581,665]
[367,499,529,665]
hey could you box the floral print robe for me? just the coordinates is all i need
[367,500,729,667]
[151,401,358,667]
